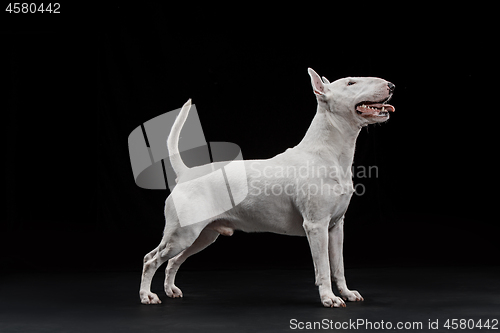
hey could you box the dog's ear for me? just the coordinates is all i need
[322,76,330,84]
[308,68,328,96]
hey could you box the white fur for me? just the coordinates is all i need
[139,68,394,307]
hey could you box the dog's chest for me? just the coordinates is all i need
[328,189,353,227]
[323,167,355,224]
[290,167,354,222]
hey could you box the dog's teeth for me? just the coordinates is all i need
[381,107,385,112]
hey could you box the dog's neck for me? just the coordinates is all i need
[295,104,361,173]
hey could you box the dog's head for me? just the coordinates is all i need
[308,68,395,127]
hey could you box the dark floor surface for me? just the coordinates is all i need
[1,266,499,332]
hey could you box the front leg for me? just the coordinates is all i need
[328,217,364,302]
[303,218,346,308]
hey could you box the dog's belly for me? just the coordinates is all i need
[222,194,306,236]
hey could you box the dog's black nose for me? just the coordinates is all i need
[387,82,395,92]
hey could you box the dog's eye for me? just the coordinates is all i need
[347,81,356,86]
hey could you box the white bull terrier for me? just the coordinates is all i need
[139,68,395,308]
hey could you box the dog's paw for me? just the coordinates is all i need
[340,289,364,302]
[321,294,346,308]
[140,290,162,304]
[165,284,183,298]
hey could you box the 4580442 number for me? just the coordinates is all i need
[5,3,60,13]
[443,319,498,330]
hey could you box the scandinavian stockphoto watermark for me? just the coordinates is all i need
[128,104,380,227]
[248,161,378,198]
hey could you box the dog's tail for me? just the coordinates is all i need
[167,99,191,177]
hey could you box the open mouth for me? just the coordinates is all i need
[355,96,395,117]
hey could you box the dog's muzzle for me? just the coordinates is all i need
[355,83,395,117]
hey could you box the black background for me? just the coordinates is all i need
[3,3,497,274]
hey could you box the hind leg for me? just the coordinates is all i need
[140,249,164,304]
[139,224,204,304]
[164,228,219,298]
